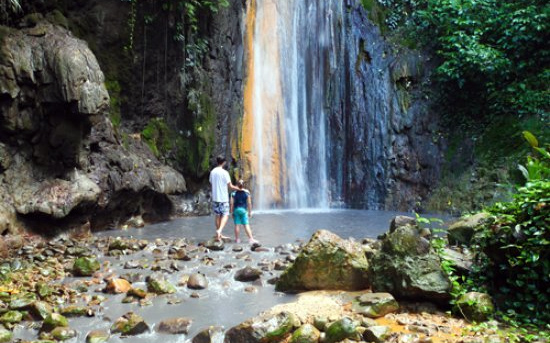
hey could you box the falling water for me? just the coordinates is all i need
[243,0,340,209]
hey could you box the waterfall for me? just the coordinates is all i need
[242,0,340,209]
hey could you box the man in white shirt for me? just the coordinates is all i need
[209,155,240,241]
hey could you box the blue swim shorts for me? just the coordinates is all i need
[212,202,230,216]
[233,207,249,225]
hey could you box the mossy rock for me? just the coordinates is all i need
[455,292,494,322]
[0,326,12,343]
[9,292,37,309]
[29,301,53,320]
[111,312,150,336]
[324,317,358,343]
[35,282,54,298]
[86,330,110,343]
[41,313,69,332]
[146,275,176,294]
[60,305,89,317]
[352,293,399,318]
[276,230,369,292]
[73,257,100,276]
[51,326,77,341]
[0,310,22,324]
[290,323,320,343]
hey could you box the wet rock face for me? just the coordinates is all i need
[0,21,186,234]
[276,230,369,292]
[324,3,442,211]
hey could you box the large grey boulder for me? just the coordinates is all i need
[369,220,451,303]
[276,230,369,292]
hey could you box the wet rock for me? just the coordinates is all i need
[73,257,100,276]
[41,313,69,332]
[225,311,300,343]
[60,305,91,317]
[86,330,110,343]
[441,248,473,275]
[9,292,37,309]
[35,282,54,298]
[192,326,224,343]
[121,272,143,283]
[124,260,140,269]
[352,293,399,318]
[455,292,494,322]
[190,292,201,298]
[174,249,191,261]
[146,273,176,294]
[205,239,225,251]
[244,286,257,293]
[105,278,132,294]
[290,323,320,343]
[127,288,148,299]
[448,213,490,245]
[0,326,12,343]
[363,325,391,343]
[325,317,358,343]
[111,312,150,336]
[234,266,262,282]
[157,317,192,334]
[276,230,369,292]
[51,326,77,341]
[313,317,328,331]
[0,310,22,324]
[29,301,53,320]
[187,273,208,290]
[390,216,417,233]
[233,245,244,252]
[369,225,451,303]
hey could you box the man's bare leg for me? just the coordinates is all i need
[216,215,230,240]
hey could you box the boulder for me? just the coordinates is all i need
[225,311,300,343]
[352,293,399,318]
[276,230,369,292]
[86,330,110,343]
[187,273,208,290]
[389,216,417,233]
[369,226,451,303]
[448,213,490,245]
[111,312,150,336]
[157,317,192,334]
[73,257,100,276]
[192,326,224,343]
[455,292,494,322]
[205,239,225,251]
[290,323,321,343]
[234,267,263,282]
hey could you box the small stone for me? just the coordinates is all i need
[0,326,13,343]
[290,323,321,343]
[60,305,90,317]
[104,278,132,294]
[205,239,224,251]
[51,326,77,341]
[0,310,22,324]
[41,313,69,332]
[313,317,328,331]
[157,317,192,334]
[146,273,176,294]
[127,288,148,299]
[29,301,53,320]
[234,266,262,282]
[73,257,100,276]
[325,317,357,343]
[244,286,257,293]
[363,325,391,343]
[35,282,54,298]
[187,273,208,290]
[86,330,110,343]
[111,312,150,336]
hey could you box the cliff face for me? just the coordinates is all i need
[0,21,185,235]
[326,2,442,210]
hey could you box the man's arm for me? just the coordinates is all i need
[227,182,240,191]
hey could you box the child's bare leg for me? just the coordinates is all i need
[234,224,241,242]
[245,224,258,243]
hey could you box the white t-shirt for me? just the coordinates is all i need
[209,166,232,202]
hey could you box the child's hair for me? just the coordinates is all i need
[238,179,245,189]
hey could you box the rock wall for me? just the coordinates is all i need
[326,1,442,211]
[0,21,185,235]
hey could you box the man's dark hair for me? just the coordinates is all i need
[216,155,226,165]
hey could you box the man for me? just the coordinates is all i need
[209,155,240,241]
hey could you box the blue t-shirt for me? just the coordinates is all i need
[231,190,249,209]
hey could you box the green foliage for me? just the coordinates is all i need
[370,0,549,124]
[105,80,122,128]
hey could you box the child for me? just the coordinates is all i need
[230,180,258,244]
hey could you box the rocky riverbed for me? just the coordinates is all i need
[0,216,527,343]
